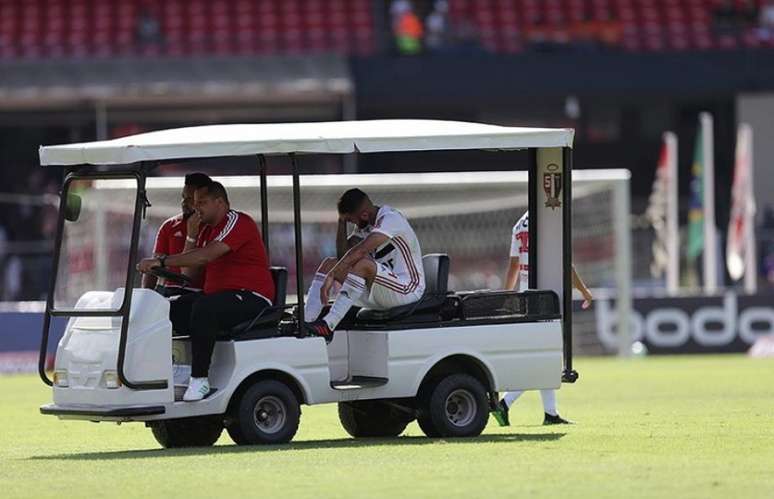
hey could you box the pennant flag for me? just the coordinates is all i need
[726,124,756,283]
[647,138,670,278]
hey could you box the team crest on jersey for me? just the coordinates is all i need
[543,163,562,210]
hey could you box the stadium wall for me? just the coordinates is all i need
[575,292,774,355]
[0,310,65,373]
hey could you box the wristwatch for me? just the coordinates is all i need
[158,254,167,268]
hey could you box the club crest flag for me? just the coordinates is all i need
[726,124,755,281]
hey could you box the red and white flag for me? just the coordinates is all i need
[646,132,679,293]
[726,124,756,291]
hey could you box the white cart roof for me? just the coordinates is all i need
[39,119,574,166]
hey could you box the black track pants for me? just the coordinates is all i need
[169,290,269,377]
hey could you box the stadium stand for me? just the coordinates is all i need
[0,0,376,59]
[445,0,774,53]
[1,0,772,60]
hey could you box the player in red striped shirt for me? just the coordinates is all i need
[303,189,425,341]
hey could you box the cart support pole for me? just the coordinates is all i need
[258,155,269,259]
[38,171,73,386]
[290,154,305,326]
[561,147,577,383]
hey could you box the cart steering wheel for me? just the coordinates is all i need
[148,266,193,285]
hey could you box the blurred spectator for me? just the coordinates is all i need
[758,0,774,40]
[391,0,423,55]
[390,0,412,19]
[425,1,450,52]
[739,0,759,26]
[714,0,758,37]
[136,9,162,46]
[714,0,737,24]
[2,255,22,301]
[450,18,482,54]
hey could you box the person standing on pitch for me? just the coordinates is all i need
[492,211,593,426]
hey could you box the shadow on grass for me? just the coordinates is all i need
[29,432,566,461]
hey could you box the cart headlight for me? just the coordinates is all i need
[53,370,69,388]
[103,371,122,389]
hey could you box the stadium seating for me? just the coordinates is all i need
[0,0,375,59]
[0,0,772,60]
[447,0,774,53]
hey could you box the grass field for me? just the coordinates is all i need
[1,355,773,499]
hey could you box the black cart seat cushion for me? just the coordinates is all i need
[219,266,288,337]
[269,266,288,309]
[422,253,449,295]
[355,254,449,322]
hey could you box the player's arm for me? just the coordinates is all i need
[572,264,593,309]
[137,242,230,274]
[336,218,363,259]
[504,256,520,291]
[330,232,389,283]
[320,232,389,302]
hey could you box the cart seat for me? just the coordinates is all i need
[355,254,450,324]
[219,266,288,340]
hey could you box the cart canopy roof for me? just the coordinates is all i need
[39,119,574,167]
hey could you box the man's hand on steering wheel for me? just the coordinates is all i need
[137,257,162,274]
[137,257,193,285]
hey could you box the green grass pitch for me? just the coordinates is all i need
[1,355,773,498]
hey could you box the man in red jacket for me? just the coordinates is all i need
[138,181,274,402]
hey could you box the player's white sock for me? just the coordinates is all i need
[323,274,367,330]
[540,389,558,416]
[503,390,524,408]
[304,272,327,321]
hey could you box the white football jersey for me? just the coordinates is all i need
[509,212,529,291]
[353,205,425,296]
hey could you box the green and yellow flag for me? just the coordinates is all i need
[687,127,704,262]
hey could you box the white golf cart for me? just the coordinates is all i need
[37,120,578,448]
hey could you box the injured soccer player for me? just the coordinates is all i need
[303,188,425,342]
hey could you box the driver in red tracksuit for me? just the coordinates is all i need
[138,181,274,402]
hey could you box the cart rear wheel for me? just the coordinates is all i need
[423,374,489,438]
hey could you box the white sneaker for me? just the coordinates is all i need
[182,377,210,402]
[173,364,191,386]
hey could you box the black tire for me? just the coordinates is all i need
[225,420,249,445]
[415,386,441,438]
[416,412,441,438]
[150,416,223,448]
[425,373,489,438]
[230,379,300,445]
[338,400,413,438]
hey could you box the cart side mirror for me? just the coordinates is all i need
[64,193,82,222]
